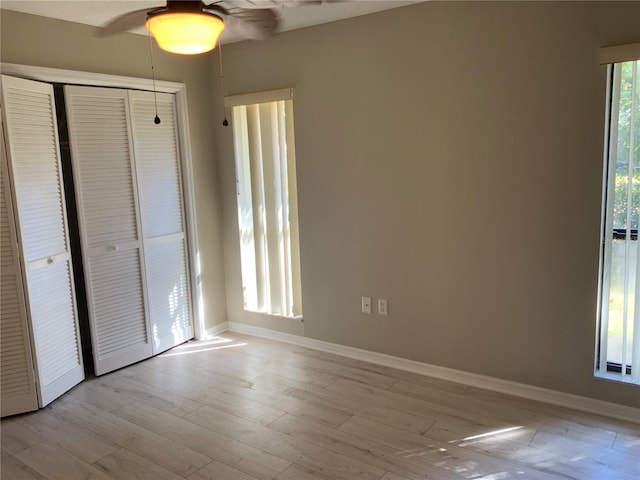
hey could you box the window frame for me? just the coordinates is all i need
[596,52,640,385]
[225,88,303,319]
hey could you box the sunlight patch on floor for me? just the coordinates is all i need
[162,337,248,356]
[462,426,524,442]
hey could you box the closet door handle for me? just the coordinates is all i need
[47,257,55,265]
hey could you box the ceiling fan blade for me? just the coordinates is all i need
[217,0,322,8]
[98,7,162,37]
[205,4,279,40]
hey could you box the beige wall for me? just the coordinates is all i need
[215,2,640,407]
[0,10,228,330]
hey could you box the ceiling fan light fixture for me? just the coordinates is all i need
[146,11,224,55]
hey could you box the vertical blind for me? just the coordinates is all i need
[227,89,302,317]
[599,58,640,384]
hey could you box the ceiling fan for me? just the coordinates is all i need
[100,0,336,55]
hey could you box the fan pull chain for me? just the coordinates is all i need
[218,37,229,127]
[148,32,161,125]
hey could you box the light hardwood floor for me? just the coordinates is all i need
[1,332,639,480]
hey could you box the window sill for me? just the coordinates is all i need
[594,371,640,386]
[243,310,303,323]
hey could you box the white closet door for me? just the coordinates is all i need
[129,91,193,354]
[0,75,84,407]
[65,86,152,375]
[0,129,38,417]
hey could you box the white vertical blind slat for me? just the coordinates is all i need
[247,104,269,311]
[259,102,283,315]
[277,101,293,315]
[233,106,259,311]
[285,100,302,316]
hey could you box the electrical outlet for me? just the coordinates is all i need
[378,299,388,316]
[361,296,372,314]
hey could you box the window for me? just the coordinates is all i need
[226,89,302,318]
[598,58,640,384]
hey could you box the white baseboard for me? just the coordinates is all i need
[205,321,230,338]
[226,321,640,424]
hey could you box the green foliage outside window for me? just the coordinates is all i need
[612,62,640,230]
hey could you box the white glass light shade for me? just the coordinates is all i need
[146,12,224,55]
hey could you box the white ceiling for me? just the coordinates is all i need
[0,1,426,44]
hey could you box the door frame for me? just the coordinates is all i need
[0,63,204,342]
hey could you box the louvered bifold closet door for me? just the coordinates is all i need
[129,91,193,354]
[0,75,84,408]
[65,86,152,375]
[0,126,38,417]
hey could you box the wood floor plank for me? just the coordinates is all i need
[529,430,640,477]
[93,371,202,417]
[269,413,449,480]
[613,431,640,454]
[221,383,353,428]
[92,448,187,480]
[326,377,509,432]
[1,449,48,480]
[113,400,291,480]
[464,386,640,437]
[49,397,211,477]
[425,420,538,446]
[0,418,46,455]
[17,407,120,464]
[121,363,287,426]
[245,360,339,388]
[339,416,563,480]
[14,442,115,480]
[278,383,436,435]
[381,473,413,480]
[144,352,252,390]
[424,420,634,480]
[218,335,399,389]
[390,380,621,449]
[188,460,262,480]
[140,359,357,429]
[298,347,468,395]
[183,404,386,480]
[211,333,310,355]
[275,463,350,480]
[65,378,133,413]
[230,369,438,434]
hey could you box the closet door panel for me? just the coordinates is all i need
[65,86,152,375]
[0,132,38,417]
[129,91,193,354]
[1,75,84,407]
[88,250,148,368]
[28,261,83,405]
[145,237,192,352]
